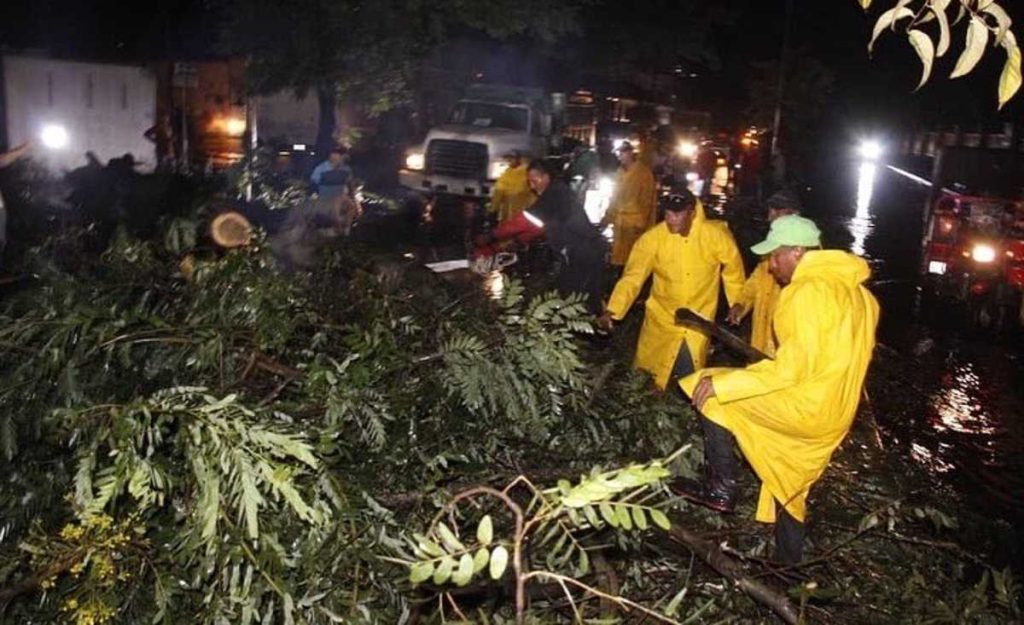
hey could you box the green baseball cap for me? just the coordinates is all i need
[750,215,822,255]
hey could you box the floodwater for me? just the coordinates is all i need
[802,156,1024,527]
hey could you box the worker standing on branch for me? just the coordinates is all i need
[602,141,657,267]
[726,190,803,357]
[596,187,745,389]
[676,215,880,564]
[489,150,534,222]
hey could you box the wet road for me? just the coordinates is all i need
[802,156,1024,526]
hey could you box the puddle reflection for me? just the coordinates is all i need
[850,162,876,257]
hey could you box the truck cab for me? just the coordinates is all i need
[400,85,556,198]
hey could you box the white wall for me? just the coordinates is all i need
[3,55,157,172]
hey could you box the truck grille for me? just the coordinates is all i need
[426,140,488,179]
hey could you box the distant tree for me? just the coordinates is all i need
[224,0,579,155]
[745,51,836,170]
[860,0,1020,108]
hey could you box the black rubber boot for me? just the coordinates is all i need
[670,416,740,513]
[774,502,805,565]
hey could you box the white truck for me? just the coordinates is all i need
[400,84,564,199]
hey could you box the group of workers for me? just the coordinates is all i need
[481,147,879,565]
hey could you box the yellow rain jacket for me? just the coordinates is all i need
[680,250,880,523]
[607,201,746,389]
[490,164,535,222]
[735,259,782,357]
[607,162,658,266]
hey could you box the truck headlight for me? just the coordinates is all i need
[971,243,997,263]
[405,152,425,171]
[489,161,510,180]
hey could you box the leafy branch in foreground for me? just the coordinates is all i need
[392,460,681,625]
[862,0,1021,107]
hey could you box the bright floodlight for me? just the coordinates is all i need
[859,140,883,161]
[40,124,69,150]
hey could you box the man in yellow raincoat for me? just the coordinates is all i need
[602,142,657,266]
[676,215,879,564]
[725,190,803,356]
[597,188,745,390]
[489,151,535,222]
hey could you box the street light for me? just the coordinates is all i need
[40,124,69,150]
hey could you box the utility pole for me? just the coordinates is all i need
[770,0,796,158]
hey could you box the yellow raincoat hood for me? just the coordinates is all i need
[680,250,879,522]
[608,201,746,389]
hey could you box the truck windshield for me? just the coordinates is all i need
[450,102,529,132]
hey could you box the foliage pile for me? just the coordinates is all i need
[0,211,1020,624]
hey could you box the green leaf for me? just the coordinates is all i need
[436,522,465,553]
[599,502,619,528]
[617,505,633,531]
[907,29,936,89]
[489,545,509,580]
[632,506,648,530]
[577,549,590,576]
[473,548,490,574]
[452,553,474,587]
[999,32,1022,109]
[869,6,915,54]
[476,515,493,547]
[414,534,446,558]
[951,17,989,79]
[665,586,687,617]
[650,509,671,531]
[433,555,455,585]
[583,505,602,528]
[410,560,434,584]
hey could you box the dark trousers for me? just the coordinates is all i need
[700,415,805,564]
[557,248,606,315]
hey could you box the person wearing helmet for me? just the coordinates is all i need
[597,187,745,390]
[602,141,657,267]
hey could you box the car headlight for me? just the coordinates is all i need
[677,141,698,158]
[859,140,883,161]
[489,160,510,180]
[405,152,425,171]
[971,243,997,263]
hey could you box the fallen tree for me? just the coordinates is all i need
[0,197,1020,624]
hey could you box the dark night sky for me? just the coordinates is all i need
[1,0,1020,129]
